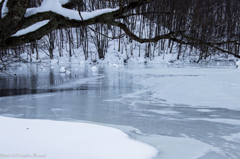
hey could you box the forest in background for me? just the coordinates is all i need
[1,0,240,71]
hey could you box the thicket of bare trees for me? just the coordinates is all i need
[1,0,240,71]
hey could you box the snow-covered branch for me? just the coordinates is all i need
[0,0,153,48]
[0,0,240,59]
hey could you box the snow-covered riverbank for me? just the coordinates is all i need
[0,116,157,159]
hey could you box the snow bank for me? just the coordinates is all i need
[0,116,157,159]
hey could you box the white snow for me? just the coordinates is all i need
[147,109,180,115]
[196,109,214,112]
[91,66,97,71]
[236,60,240,68]
[0,116,157,159]
[1,0,8,18]
[59,66,66,73]
[66,70,71,74]
[112,64,119,67]
[11,20,50,37]
[25,0,118,21]
[59,0,69,4]
[222,133,240,142]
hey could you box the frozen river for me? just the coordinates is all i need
[0,62,240,159]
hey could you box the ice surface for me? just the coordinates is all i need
[86,122,222,159]
[138,134,221,159]
[49,76,104,89]
[147,109,180,115]
[189,118,240,125]
[0,116,157,159]
[0,114,24,118]
[222,133,240,142]
[113,66,240,110]
[1,63,240,159]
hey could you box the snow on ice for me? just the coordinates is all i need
[91,66,97,71]
[111,67,240,110]
[59,66,66,73]
[222,133,240,142]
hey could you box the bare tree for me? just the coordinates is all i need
[1,0,240,70]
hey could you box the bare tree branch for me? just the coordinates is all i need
[0,0,240,59]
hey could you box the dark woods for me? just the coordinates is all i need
[0,0,240,71]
